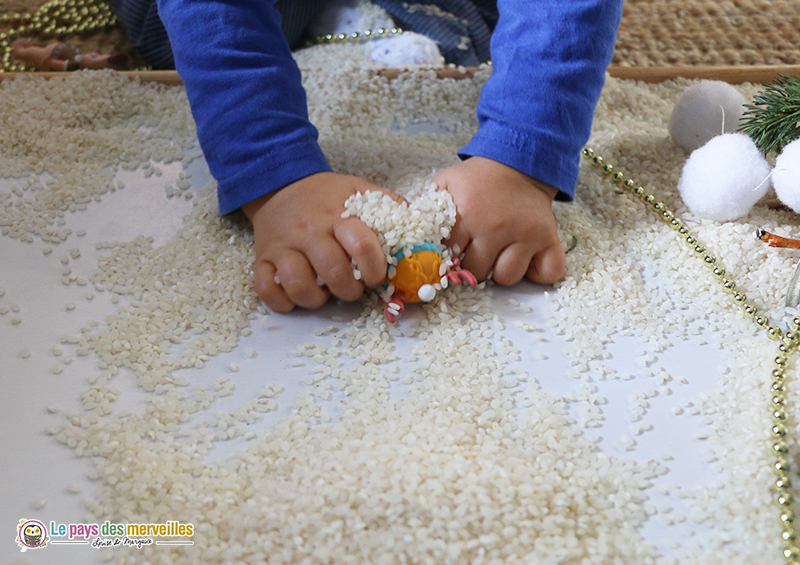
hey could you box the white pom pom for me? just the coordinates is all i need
[417,284,436,302]
[773,138,800,213]
[677,133,771,221]
[669,80,747,152]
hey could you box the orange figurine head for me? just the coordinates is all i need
[387,243,443,303]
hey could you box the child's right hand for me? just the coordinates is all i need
[432,157,566,286]
[242,172,403,312]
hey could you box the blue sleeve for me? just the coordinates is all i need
[156,0,332,215]
[458,0,623,201]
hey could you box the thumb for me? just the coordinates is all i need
[431,174,470,256]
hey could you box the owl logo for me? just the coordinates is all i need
[16,519,48,551]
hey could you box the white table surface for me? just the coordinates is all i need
[1,155,730,565]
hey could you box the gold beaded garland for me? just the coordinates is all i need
[582,147,799,565]
[305,26,404,49]
[770,326,786,341]
[0,0,118,72]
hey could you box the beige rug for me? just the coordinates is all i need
[613,0,800,66]
[3,0,800,69]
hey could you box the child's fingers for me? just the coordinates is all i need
[431,174,469,255]
[492,243,533,286]
[274,250,331,309]
[306,238,365,302]
[333,218,388,287]
[458,238,498,283]
[253,259,296,312]
[525,243,566,285]
[442,217,470,260]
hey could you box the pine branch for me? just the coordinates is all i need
[739,74,800,155]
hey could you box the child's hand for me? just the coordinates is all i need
[433,157,566,285]
[242,172,402,312]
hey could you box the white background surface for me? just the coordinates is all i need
[1,158,729,564]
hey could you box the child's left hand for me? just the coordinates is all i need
[432,156,566,286]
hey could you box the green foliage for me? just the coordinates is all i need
[739,74,800,155]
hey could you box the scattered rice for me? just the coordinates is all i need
[0,60,790,565]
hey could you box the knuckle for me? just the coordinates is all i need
[321,261,353,286]
[303,293,330,310]
[253,273,273,302]
[255,283,294,312]
[543,260,567,283]
[533,249,566,284]
[266,298,295,313]
[281,275,329,309]
[461,262,488,283]
[360,268,386,288]
[321,264,365,302]
[281,275,313,299]
[333,283,365,303]
[492,266,523,286]
[483,215,507,235]
[348,235,375,259]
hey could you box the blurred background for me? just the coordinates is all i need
[2,0,800,71]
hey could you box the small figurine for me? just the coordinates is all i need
[381,242,477,323]
[755,228,800,308]
[342,182,479,323]
[755,229,800,250]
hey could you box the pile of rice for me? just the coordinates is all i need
[1,62,795,565]
[342,182,456,261]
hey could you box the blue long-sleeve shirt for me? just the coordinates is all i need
[156,0,622,215]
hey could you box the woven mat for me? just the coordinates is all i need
[614,0,800,66]
[2,0,800,67]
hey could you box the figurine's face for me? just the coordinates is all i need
[23,524,42,546]
[389,250,442,302]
